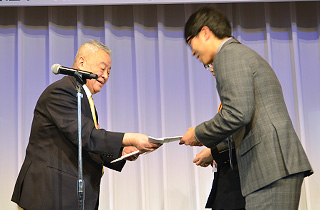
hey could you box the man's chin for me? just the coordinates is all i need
[93,88,102,94]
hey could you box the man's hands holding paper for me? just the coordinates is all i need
[113,133,183,163]
[110,133,162,163]
[122,146,140,161]
[122,133,162,153]
[179,127,203,146]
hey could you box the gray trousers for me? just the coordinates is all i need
[246,172,305,210]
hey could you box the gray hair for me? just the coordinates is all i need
[86,40,112,56]
[74,40,112,65]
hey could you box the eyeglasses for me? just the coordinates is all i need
[203,63,213,72]
[186,36,195,44]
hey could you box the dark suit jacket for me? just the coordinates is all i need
[12,76,125,210]
[195,38,313,196]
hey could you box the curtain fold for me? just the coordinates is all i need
[0,2,319,210]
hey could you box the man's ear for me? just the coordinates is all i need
[201,26,212,41]
[77,56,85,70]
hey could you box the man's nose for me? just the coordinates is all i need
[102,72,109,79]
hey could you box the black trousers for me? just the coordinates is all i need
[205,148,245,210]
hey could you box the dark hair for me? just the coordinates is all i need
[184,6,231,43]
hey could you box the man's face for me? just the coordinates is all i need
[84,49,111,94]
[187,30,213,65]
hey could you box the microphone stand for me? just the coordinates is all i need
[74,71,85,210]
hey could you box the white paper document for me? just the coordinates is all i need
[111,136,182,163]
[148,136,182,144]
[110,150,140,163]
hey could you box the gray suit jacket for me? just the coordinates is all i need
[195,38,312,196]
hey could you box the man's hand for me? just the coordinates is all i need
[193,148,215,167]
[179,127,203,146]
[122,146,140,161]
[122,133,162,153]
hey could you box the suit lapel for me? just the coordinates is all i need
[68,76,93,119]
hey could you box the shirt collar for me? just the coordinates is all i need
[217,37,232,54]
[82,85,92,99]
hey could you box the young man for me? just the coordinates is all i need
[180,6,312,210]
[12,40,160,210]
[193,64,245,210]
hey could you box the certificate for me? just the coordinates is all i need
[111,136,182,163]
[110,150,140,163]
[148,136,182,144]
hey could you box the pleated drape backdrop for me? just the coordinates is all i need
[0,2,319,210]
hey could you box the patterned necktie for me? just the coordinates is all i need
[88,96,98,129]
[218,103,234,170]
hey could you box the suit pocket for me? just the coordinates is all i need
[238,132,261,156]
[47,165,77,178]
[46,160,78,178]
[42,165,78,210]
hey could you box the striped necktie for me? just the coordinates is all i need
[88,96,98,129]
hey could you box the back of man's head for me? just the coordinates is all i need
[184,6,231,42]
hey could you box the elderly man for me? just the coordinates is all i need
[12,40,160,210]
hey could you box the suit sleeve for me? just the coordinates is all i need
[44,78,124,161]
[195,46,255,148]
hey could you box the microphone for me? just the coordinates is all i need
[51,64,98,80]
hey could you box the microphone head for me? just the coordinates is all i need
[51,64,61,74]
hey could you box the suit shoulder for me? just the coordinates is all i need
[44,76,76,93]
[220,42,268,68]
[38,76,77,101]
[222,41,254,56]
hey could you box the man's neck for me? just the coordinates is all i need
[211,36,230,61]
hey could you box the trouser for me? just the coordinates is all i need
[245,172,304,210]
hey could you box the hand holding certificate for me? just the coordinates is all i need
[111,150,140,163]
[111,135,182,163]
